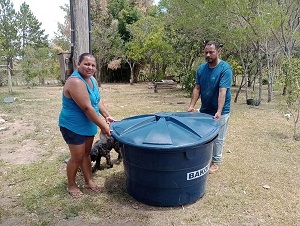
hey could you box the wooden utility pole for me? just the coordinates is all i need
[70,0,91,69]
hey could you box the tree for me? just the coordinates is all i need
[157,0,299,102]
[107,0,140,42]
[280,57,300,140]
[52,3,71,52]
[162,0,223,92]
[221,0,265,102]
[271,0,300,96]
[90,0,124,82]
[16,2,57,85]
[0,0,19,66]
[0,0,19,90]
[17,2,48,52]
[90,0,155,83]
[224,0,300,103]
[126,15,172,83]
[21,46,58,85]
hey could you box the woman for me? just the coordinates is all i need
[59,53,114,198]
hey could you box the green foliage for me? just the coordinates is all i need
[145,69,164,82]
[91,0,124,66]
[126,16,172,63]
[0,0,54,87]
[0,0,19,63]
[279,57,300,139]
[52,4,71,52]
[181,69,196,95]
[107,0,140,42]
[227,58,243,75]
[281,57,300,103]
[164,26,203,84]
[67,0,300,95]
[21,47,59,85]
[227,57,243,86]
[17,2,48,51]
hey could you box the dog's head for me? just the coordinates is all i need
[101,136,115,150]
[113,140,121,151]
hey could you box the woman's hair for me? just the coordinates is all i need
[78,53,95,64]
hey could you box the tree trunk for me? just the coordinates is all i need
[282,81,287,95]
[266,55,273,102]
[7,64,13,93]
[133,64,140,83]
[129,62,134,85]
[257,41,263,101]
[72,0,90,69]
[234,74,246,103]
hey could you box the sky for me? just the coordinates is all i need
[11,0,160,40]
[11,0,69,39]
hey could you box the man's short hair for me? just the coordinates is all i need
[204,40,223,49]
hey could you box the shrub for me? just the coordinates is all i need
[181,70,196,96]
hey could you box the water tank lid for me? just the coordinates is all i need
[110,112,220,150]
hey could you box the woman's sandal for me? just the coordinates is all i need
[84,185,102,193]
[68,189,84,198]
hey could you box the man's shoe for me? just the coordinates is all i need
[209,163,219,174]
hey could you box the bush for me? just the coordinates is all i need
[181,70,196,95]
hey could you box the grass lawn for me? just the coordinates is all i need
[0,83,299,226]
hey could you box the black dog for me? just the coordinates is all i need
[90,137,122,173]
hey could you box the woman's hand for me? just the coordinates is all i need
[101,124,111,137]
[105,116,116,125]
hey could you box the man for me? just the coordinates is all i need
[188,41,232,173]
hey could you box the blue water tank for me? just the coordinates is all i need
[110,112,220,207]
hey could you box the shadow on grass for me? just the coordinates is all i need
[103,171,133,203]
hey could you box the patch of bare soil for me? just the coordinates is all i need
[0,117,45,165]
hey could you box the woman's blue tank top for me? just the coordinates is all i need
[58,70,100,136]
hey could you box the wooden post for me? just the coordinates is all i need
[71,0,90,69]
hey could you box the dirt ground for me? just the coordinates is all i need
[0,83,299,226]
[0,118,43,164]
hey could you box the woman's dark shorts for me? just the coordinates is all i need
[60,126,91,145]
